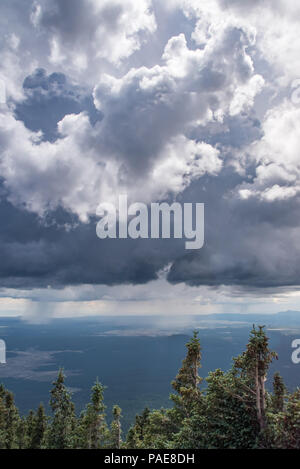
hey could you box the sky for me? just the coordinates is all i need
[1,0,300,321]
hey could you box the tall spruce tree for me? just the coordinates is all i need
[31,404,47,449]
[138,333,204,449]
[16,417,28,449]
[79,380,108,449]
[171,331,202,421]
[110,405,122,449]
[25,410,35,448]
[4,391,20,449]
[234,325,277,432]
[47,369,76,449]
[271,372,286,413]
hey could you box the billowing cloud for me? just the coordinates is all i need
[31,0,157,67]
[0,13,262,220]
[237,102,300,202]
[0,0,156,102]
[0,0,300,309]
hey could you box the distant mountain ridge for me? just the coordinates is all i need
[200,310,300,327]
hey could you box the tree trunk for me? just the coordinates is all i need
[116,421,121,449]
[260,375,266,430]
[255,362,266,431]
[255,364,263,430]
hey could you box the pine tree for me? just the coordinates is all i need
[200,368,258,448]
[271,372,286,413]
[140,332,204,449]
[2,391,20,449]
[31,404,47,449]
[79,380,108,449]
[171,331,202,421]
[16,417,28,449]
[125,426,141,449]
[47,369,76,449]
[173,328,276,449]
[25,410,35,447]
[135,407,151,439]
[125,408,151,449]
[274,389,300,448]
[110,405,122,449]
[234,325,277,432]
[141,408,177,449]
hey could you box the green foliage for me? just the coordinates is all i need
[47,369,77,449]
[271,389,300,448]
[77,379,109,449]
[2,391,20,449]
[199,368,258,448]
[125,407,151,448]
[0,326,298,449]
[110,405,122,449]
[31,404,48,449]
[233,325,277,432]
[271,372,286,413]
[170,331,202,422]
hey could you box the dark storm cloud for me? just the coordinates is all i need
[0,194,186,288]
[14,68,102,141]
[1,0,300,298]
[2,66,298,291]
[168,176,300,289]
[2,162,300,291]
